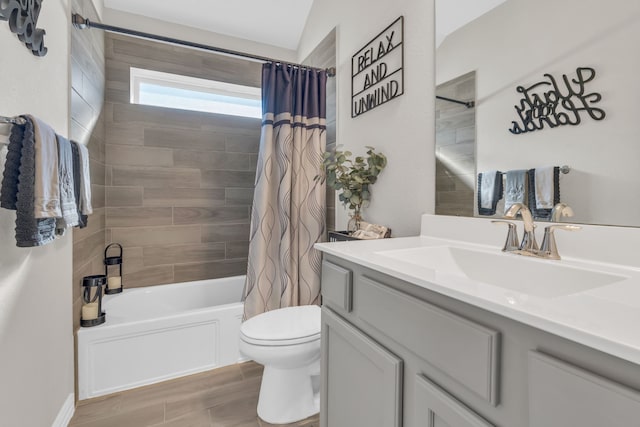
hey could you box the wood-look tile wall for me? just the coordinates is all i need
[435,71,476,217]
[303,29,337,232]
[70,0,106,333]
[104,33,262,288]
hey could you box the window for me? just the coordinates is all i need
[130,67,261,118]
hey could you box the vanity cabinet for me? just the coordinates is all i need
[320,256,640,427]
[321,308,402,427]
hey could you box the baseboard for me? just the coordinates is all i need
[51,393,75,427]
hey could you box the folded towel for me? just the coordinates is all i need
[55,135,79,234]
[29,115,61,218]
[70,141,88,229]
[504,169,528,214]
[534,166,555,209]
[1,121,24,210]
[527,167,560,220]
[76,142,92,215]
[13,117,56,247]
[477,170,503,216]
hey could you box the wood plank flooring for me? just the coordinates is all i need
[69,362,319,427]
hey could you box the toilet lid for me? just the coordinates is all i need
[240,305,321,345]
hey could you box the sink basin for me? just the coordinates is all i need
[376,246,628,298]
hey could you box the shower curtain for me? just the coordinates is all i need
[242,63,327,320]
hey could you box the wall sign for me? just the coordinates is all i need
[352,16,404,118]
[509,67,605,134]
[0,0,48,57]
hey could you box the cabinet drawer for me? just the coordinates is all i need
[358,276,500,405]
[529,351,640,427]
[321,260,353,313]
[415,374,495,427]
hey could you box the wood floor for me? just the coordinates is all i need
[69,362,319,427]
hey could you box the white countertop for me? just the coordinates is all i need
[316,219,640,366]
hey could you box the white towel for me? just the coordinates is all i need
[535,166,555,209]
[77,143,93,215]
[480,170,499,209]
[29,115,61,218]
[0,144,7,165]
[0,144,7,186]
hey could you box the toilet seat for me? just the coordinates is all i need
[240,305,321,346]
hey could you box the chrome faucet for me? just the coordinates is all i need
[496,202,581,260]
[504,203,538,253]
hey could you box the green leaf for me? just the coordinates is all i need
[318,145,386,206]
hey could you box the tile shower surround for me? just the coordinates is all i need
[102,29,337,287]
[103,33,262,287]
[73,28,336,295]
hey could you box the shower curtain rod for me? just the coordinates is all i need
[436,95,475,108]
[72,14,336,77]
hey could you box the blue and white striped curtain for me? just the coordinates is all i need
[242,63,328,320]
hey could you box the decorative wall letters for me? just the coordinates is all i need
[0,0,48,57]
[509,67,605,134]
[351,16,404,118]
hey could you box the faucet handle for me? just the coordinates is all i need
[492,220,520,252]
[551,203,575,222]
[539,224,581,260]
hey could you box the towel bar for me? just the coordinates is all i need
[498,166,571,177]
[0,115,26,126]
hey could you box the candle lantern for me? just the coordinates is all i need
[80,275,106,327]
[104,243,123,294]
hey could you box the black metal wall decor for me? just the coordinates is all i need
[509,67,605,134]
[0,0,47,57]
[351,16,404,118]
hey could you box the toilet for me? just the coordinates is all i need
[239,305,321,424]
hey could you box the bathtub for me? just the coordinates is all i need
[77,276,246,400]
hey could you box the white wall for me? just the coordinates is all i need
[299,0,435,237]
[437,0,640,226]
[90,0,103,20]
[0,0,74,426]
[103,8,298,64]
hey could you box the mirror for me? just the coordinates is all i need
[435,0,640,227]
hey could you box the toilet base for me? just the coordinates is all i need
[256,362,320,424]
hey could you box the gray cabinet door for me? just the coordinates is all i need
[358,275,501,405]
[321,307,403,427]
[415,374,495,427]
[529,351,640,427]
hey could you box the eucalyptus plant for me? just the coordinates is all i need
[317,146,387,216]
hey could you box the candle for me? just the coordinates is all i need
[82,302,99,320]
[108,276,122,290]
